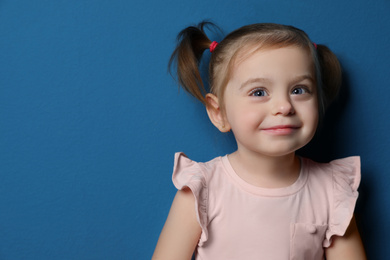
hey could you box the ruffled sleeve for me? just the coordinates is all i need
[323,156,361,247]
[172,152,208,246]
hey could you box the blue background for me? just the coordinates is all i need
[1,0,389,259]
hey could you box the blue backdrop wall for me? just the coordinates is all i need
[1,0,389,259]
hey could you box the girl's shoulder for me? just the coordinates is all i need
[302,156,361,192]
[172,152,223,190]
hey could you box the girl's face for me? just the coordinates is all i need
[223,46,318,157]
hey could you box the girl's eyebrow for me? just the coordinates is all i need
[240,78,271,89]
[240,75,314,89]
[291,75,315,84]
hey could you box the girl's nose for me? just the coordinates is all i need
[272,96,295,116]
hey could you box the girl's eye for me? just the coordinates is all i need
[291,87,308,95]
[250,89,268,97]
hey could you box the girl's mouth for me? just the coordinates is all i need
[262,125,300,135]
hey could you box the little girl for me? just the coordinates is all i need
[153,22,366,260]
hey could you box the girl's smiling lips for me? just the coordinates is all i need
[261,125,301,135]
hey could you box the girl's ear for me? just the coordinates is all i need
[205,93,231,133]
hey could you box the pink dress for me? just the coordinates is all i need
[172,152,360,260]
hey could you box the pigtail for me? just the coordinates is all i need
[169,22,215,104]
[316,44,342,108]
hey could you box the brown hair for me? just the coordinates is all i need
[169,22,341,115]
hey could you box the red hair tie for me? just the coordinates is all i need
[313,42,317,49]
[210,41,218,52]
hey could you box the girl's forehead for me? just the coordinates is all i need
[231,46,314,77]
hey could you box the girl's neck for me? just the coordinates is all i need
[227,149,301,188]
